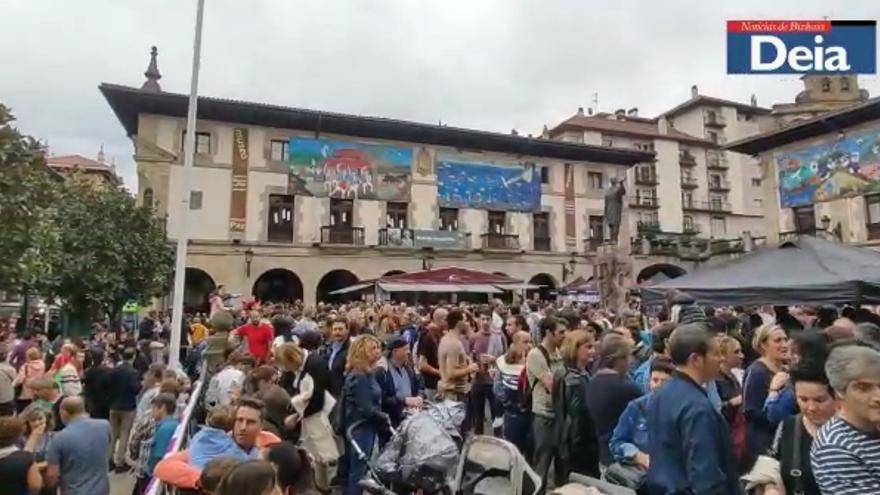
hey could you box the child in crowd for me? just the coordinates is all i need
[189,405,253,469]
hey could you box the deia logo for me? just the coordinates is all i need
[727,20,876,74]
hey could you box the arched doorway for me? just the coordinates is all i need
[252,269,304,303]
[317,269,360,303]
[184,268,215,313]
[382,270,406,277]
[636,263,687,286]
[527,273,558,301]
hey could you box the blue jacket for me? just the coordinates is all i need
[763,382,795,424]
[631,356,654,394]
[375,362,423,426]
[343,370,387,433]
[146,416,179,476]
[645,372,740,495]
[610,394,650,462]
[188,426,254,470]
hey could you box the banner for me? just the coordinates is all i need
[775,124,880,207]
[229,128,249,235]
[564,163,575,248]
[287,137,412,201]
[436,158,541,212]
[383,229,469,249]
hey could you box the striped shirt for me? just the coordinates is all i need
[810,415,880,495]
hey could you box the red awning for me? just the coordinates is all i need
[378,267,523,285]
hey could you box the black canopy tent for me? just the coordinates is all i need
[641,236,880,306]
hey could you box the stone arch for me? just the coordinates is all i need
[184,268,215,313]
[527,273,558,301]
[252,269,304,303]
[636,263,687,286]
[316,269,360,303]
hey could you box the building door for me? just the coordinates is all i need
[330,198,353,228]
[267,194,294,243]
[793,205,816,233]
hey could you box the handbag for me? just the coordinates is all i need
[603,461,646,489]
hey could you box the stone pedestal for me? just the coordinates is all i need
[203,312,233,372]
[593,244,633,312]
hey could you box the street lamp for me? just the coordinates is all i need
[561,253,577,282]
[244,248,255,277]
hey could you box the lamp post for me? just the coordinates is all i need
[244,248,254,277]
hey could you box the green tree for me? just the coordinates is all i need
[0,104,60,297]
[44,176,173,332]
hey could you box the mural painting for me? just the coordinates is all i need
[776,125,880,208]
[287,137,412,200]
[436,159,541,212]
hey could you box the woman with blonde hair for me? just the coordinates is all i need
[14,347,45,411]
[341,335,387,495]
[276,342,338,491]
[555,329,601,478]
[743,324,788,463]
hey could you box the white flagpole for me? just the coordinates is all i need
[169,0,206,369]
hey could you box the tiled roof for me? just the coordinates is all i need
[47,155,112,172]
[548,114,713,146]
[663,95,771,118]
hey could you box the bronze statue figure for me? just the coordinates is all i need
[604,177,626,243]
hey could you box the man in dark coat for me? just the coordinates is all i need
[375,337,423,427]
[320,317,351,398]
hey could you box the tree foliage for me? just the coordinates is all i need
[0,104,60,294]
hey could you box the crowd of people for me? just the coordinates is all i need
[1,296,880,495]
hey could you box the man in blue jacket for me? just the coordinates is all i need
[645,323,741,495]
[376,337,424,427]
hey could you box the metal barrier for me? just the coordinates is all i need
[143,379,205,495]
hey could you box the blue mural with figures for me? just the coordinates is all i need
[437,159,541,212]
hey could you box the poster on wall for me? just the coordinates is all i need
[436,158,541,212]
[229,128,249,235]
[776,125,880,208]
[287,137,412,200]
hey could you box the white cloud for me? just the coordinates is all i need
[2,0,878,190]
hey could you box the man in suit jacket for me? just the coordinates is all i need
[320,317,351,398]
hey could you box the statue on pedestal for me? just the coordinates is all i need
[604,177,626,244]
[594,245,633,312]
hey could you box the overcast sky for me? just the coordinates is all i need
[2,0,879,189]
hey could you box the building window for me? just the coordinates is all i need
[793,205,816,233]
[710,216,727,237]
[386,202,408,229]
[189,191,203,210]
[142,188,154,208]
[270,140,289,161]
[821,77,831,92]
[706,131,719,144]
[182,131,211,154]
[751,178,762,187]
[683,215,695,230]
[682,191,693,208]
[710,195,724,210]
[488,211,506,234]
[709,174,722,188]
[841,77,851,92]
[268,194,294,243]
[329,198,353,227]
[540,166,550,184]
[589,215,604,240]
[533,212,550,251]
[588,172,604,189]
[867,195,880,239]
[601,137,614,147]
[439,207,459,231]
[753,198,764,208]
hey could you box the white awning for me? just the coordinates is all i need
[495,283,543,291]
[328,282,374,295]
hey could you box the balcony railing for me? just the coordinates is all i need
[584,238,606,252]
[320,225,365,246]
[707,152,728,169]
[680,175,698,189]
[629,195,660,208]
[682,200,732,213]
[481,232,520,250]
[708,179,731,191]
[704,112,726,127]
[683,224,701,235]
[637,220,661,234]
[634,172,658,186]
[679,151,697,167]
[533,236,552,252]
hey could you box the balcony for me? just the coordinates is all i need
[637,220,662,234]
[320,225,365,246]
[584,238,606,253]
[683,223,701,235]
[481,232,520,250]
[704,112,726,127]
[533,236,552,252]
[634,171,658,186]
[682,200,732,213]
[708,179,731,192]
[707,152,728,169]
[629,195,660,209]
[378,227,413,247]
[679,151,697,167]
[680,175,698,189]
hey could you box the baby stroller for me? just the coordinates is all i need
[347,401,465,495]
[452,435,541,495]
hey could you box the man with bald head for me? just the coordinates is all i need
[417,307,449,400]
[45,396,111,495]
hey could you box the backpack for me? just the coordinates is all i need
[518,345,551,414]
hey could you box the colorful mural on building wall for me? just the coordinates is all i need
[436,159,541,212]
[287,137,412,200]
[776,125,880,208]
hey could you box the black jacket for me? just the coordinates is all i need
[82,364,112,419]
[107,362,142,411]
[553,367,600,478]
[279,352,331,419]
[320,340,350,398]
[375,361,423,427]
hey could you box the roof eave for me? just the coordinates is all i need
[99,84,651,166]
